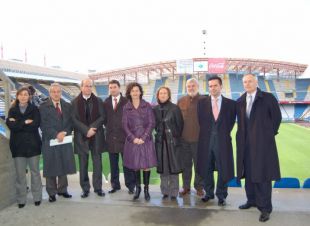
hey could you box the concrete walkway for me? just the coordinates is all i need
[0,174,309,226]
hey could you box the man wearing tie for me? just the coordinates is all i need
[236,74,282,222]
[103,80,136,194]
[197,76,236,206]
[72,79,106,198]
[40,83,76,202]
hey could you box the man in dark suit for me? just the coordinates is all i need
[103,80,135,194]
[236,74,282,222]
[40,83,76,202]
[72,79,106,198]
[197,76,236,206]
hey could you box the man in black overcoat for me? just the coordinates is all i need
[197,76,236,206]
[236,74,281,222]
[103,80,135,194]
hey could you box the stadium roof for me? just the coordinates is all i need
[4,71,80,84]
[0,59,86,82]
[89,58,308,82]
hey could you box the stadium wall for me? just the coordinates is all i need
[0,134,16,210]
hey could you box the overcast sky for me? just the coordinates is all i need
[0,0,309,73]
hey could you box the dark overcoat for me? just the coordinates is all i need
[39,99,76,177]
[103,95,128,153]
[153,102,184,174]
[71,93,106,154]
[197,95,236,183]
[236,88,281,183]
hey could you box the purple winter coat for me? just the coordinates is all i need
[122,99,157,170]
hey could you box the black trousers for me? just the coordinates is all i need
[180,140,204,190]
[204,134,227,200]
[46,175,68,196]
[244,148,273,213]
[109,153,135,190]
[78,150,102,192]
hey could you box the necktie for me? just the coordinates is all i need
[212,98,219,121]
[113,98,118,111]
[56,103,62,117]
[246,95,253,118]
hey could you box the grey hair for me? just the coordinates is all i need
[243,73,258,81]
[49,83,62,92]
[80,78,94,87]
[186,78,199,87]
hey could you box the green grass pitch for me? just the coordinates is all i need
[39,123,310,186]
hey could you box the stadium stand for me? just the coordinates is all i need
[151,77,168,104]
[91,74,310,122]
[95,84,109,100]
[0,59,83,120]
[296,79,309,101]
[142,80,155,103]
[229,73,244,100]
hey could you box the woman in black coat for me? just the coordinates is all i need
[6,87,42,208]
[153,86,184,200]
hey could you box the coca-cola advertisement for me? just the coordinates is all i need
[208,58,226,73]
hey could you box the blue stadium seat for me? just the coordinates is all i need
[302,178,310,189]
[0,125,5,135]
[227,177,242,187]
[229,73,244,100]
[274,177,300,188]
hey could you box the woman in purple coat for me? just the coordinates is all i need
[122,82,157,201]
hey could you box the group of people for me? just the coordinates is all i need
[6,74,281,222]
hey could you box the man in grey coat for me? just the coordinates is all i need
[72,79,106,198]
[40,83,76,203]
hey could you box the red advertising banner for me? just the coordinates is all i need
[208,58,226,73]
[279,101,310,104]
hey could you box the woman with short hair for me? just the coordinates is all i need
[6,87,42,208]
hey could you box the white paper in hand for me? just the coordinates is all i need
[50,135,73,147]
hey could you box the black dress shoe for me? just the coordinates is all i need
[201,196,214,203]
[239,202,256,209]
[128,188,135,194]
[34,201,41,206]
[108,188,120,194]
[58,192,72,198]
[49,195,56,202]
[81,191,89,198]
[162,194,169,200]
[259,212,270,222]
[218,199,226,206]
[95,190,105,197]
[18,204,25,208]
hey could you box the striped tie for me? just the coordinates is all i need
[246,95,253,118]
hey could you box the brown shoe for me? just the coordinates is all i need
[179,188,191,196]
[196,188,204,197]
